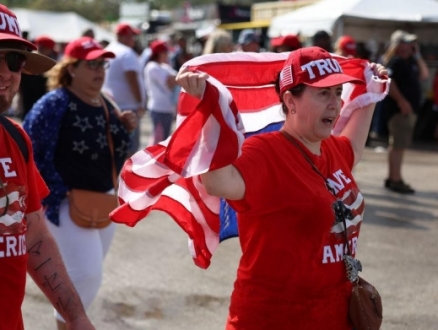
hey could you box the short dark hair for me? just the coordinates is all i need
[312,30,331,43]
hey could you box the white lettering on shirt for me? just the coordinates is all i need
[322,245,335,263]
[6,236,17,257]
[0,234,26,258]
[327,169,352,194]
[322,237,358,264]
[0,158,16,177]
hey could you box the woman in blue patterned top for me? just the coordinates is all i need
[23,36,137,330]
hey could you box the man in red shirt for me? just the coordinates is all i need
[0,4,95,330]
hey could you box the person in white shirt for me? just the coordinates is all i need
[144,40,177,145]
[103,23,145,155]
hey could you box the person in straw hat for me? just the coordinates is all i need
[0,4,95,330]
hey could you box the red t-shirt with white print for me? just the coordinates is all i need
[226,132,363,330]
[0,118,49,330]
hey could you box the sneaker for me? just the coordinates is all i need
[384,179,415,194]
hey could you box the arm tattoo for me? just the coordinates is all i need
[34,258,52,271]
[28,240,42,255]
[56,296,71,313]
[43,272,61,293]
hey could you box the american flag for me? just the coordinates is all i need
[109,52,389,269]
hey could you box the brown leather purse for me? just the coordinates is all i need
[68,189,118,228]
[349,276,383,330]
[69,95,119,229]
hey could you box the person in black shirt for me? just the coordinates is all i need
[18,36,57,119]
[170,32,193,71]
[381,30,429,193]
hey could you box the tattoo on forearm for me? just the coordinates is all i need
[43,272,61,292]
[56,296,71,312]
[28,240,42,255]
[34,258,52,271]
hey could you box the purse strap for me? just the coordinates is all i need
[279,129,353,255]
[100,95,119,191]
[279,130,337,196]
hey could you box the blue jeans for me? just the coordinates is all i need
[150,111,174,143]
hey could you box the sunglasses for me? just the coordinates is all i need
[83,60,110,70]
[0,52,27,73]
[0,178,9,217]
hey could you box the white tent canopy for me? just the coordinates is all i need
[11,8,114,43]
[268,0,438,43]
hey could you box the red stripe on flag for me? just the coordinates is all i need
[165,83,240,175]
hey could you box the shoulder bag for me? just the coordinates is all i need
[334,200,383,330]
[68,95,119,229]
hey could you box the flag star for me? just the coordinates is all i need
[110,124,120,135]
[96,133,108,149]
[68,102,78,111]
[95,115,106,128]
[116,140,130,157]
[72,140,89,154]
[73,116,93,132]
[91,153,99,160]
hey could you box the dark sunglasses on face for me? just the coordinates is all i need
[0,52,27,73]
[84,59,110,70]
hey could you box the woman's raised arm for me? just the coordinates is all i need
[176,68,245,200]
[339,63,388,166]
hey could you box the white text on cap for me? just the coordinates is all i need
[301,58,342,80]
[0,12,21,36]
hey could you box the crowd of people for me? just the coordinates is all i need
[0,1,435,329]
[19,24,434,195]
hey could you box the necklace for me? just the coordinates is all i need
[89,98,100,105]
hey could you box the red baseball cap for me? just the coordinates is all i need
[271,35,301,50]
[116,23,140,36]
[0,4,56,74]
[150,40,168,56]
[35,35,55,50]
[338,35,357,56]
[64,37,115,60]
[279,46,363,95]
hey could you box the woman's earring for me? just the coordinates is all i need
[71,73,75,77]
[291,109,296,114]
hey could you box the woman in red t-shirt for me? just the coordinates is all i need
[176,47,387,330]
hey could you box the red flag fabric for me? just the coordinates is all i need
[110,52,389,269]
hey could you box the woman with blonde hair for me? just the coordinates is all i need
[203,29,234,54]
[23,37,137,330]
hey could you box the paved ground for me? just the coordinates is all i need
[22,117,438,330]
